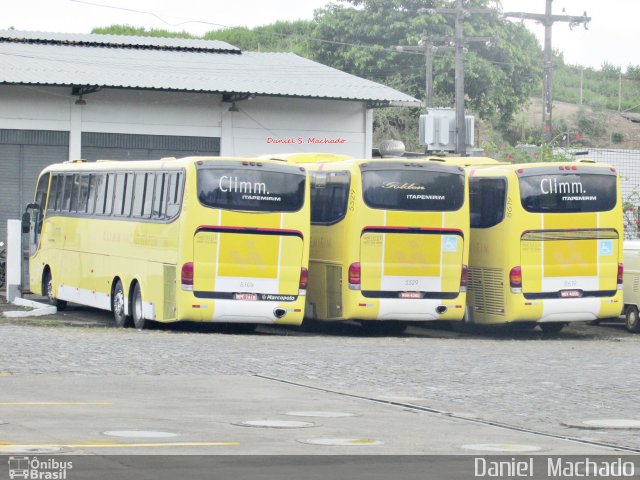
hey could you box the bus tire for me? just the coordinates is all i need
[43,269,67,310]
[539,322,566,334]
[625,305,640,333]
[112,279,131,328]
[131,282,147,330]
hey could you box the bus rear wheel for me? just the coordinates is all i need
[539,322,566,334]
[43,269,67,310]
[132,282,147,330]
[112,280,131,328]
[625,305,640,333]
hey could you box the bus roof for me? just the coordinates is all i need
[257,153,353,164]
[38,156,299,174]
[424,156,504,167]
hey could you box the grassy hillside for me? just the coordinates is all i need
[553,61,640,113]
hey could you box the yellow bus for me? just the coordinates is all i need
[263,154,470,333]
[465,161,623,333]
[23,156,310,329]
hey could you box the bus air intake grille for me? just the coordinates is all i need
[468,267,504,316]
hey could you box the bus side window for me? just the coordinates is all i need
[123,173,133,217]
[470,177,507,229]
[310,171,350,225]
[132,172,146,217]
[166,172,184,219]
[94,174,107,215]
[48,175,59,212]
[152,173,166,220]
[104,173,115,215]
[142,173,154,219]
[87,174,97,214]
[113,173,126,216]
[77,174,90,214]
[62,174,74,212]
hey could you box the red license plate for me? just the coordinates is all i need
[234,293,257,301]
[399,291,423,299]
[560,289,583,298]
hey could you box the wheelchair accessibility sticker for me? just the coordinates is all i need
[442,236,459,253]
[599,240,613,256]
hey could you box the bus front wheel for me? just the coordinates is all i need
[43,269,67,310]
[112,280,131,328]
[131,282,147,330]
[625,305,640,333]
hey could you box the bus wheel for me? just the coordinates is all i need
[625,306,640,333]
[112,280,131,328]
[131,282,147,330]
[43,270,67,310]
[539,322,566,334]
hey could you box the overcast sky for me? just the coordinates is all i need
[3,0,637,70]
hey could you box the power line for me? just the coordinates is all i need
[503,0,590,143]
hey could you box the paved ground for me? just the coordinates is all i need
[0,298,639,458]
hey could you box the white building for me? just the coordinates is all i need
[0,30,419,241]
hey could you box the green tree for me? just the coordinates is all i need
[311,0,542,127]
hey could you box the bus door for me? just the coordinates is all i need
[518,167,620,298]
[23,172,50,263]
[193,162,307,301]
[358,163,466,298]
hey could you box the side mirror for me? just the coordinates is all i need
[22,212,31,234]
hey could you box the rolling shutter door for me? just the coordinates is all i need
[81,132,220,161]
[0,129,69,243]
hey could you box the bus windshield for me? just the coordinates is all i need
[197,165,306,212]
[519,172,617,213]
[361,165,465,212]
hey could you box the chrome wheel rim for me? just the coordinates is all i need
[114,289,125,318]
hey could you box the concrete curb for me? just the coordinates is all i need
[2,297,57,318]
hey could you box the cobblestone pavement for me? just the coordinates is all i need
[1,304,639,451]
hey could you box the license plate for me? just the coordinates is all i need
[560,289,582,298]
[399,291,423,299]
[234,293,257,301]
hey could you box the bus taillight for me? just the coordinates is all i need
[460,264,468,292]
[299,267,308,295]
[618,263,624,289]
[348,262,361,290]
[181,262,194,291]
[509,266,522,294]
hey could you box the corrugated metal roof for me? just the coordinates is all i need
[0,30,420,106]
[0,29,240,53]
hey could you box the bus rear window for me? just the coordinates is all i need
[361,168,465,211]
[519,173,616,213]
[197,166,306,212]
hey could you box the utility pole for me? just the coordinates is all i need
[504,0,590,143]
[427,0,493,155]
[394,36,455,114]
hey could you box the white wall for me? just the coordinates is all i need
[0,86,373,159]
[220,96,369,158]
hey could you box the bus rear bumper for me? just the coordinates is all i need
[358,297,466,322]
[536,295,622,323]
[179,298,305,325]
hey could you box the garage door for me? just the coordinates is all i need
[81,132,220,161]
[0,129,69,243]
